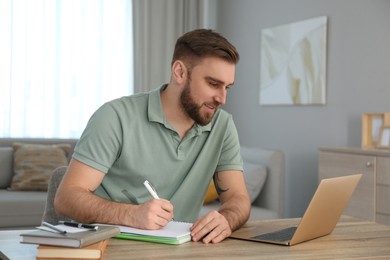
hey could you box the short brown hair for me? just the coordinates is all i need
[171,29,239,68]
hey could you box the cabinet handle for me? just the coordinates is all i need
[366,161,373,167]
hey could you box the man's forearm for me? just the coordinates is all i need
[219,194,251,231]
[55,187,135,225]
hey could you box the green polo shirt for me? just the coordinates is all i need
[73,85,243,222]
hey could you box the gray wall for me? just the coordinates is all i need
[214,0,390,217]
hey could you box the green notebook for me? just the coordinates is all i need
[113,221,192,245]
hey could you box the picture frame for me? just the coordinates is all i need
[362,112,390,149]
[378,126,390,149]
[362,113,385,148]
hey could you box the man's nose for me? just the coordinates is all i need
[215,89,227,105]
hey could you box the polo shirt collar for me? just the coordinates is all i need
[148,84,212,134]
[148,85,166,125]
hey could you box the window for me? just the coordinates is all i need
[0,0,133,138]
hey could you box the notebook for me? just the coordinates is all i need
[113,221,192,245]
[230,174,362,246]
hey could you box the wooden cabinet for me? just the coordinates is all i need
[319,148,390,225]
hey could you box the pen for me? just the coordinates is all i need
[59,221,98,231]
[42,221,67,234]
[143,180,160,199]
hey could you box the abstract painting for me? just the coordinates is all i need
[260,16,327,105]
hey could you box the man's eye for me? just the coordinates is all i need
[209,82,219,87]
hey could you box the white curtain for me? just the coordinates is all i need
[132,0,208,93]
[0,0,133,138]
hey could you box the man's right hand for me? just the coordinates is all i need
[132,198,174,229]
[55,159,174,230]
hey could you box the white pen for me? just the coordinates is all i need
[143,180,160,199]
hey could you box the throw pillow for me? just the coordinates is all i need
[243,162,267,203]
[203,179,218,204]
[203,162,267,204]
[9,143,70,191]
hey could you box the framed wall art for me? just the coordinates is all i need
[259,16,327,105]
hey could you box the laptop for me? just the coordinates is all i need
[230,174,362,246]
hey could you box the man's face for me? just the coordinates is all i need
[179,57,235,126]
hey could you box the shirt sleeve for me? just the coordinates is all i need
[215,114,243,173]
[72,102,123,173]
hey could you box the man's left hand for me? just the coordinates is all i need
[190,210,231,244]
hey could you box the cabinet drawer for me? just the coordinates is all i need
[319,152,376,175]
[377,184,390,215]
[377,157,390,185]
[376,157,390,225]
[376,213,390,225]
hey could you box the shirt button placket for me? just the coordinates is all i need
[177,145,184,160]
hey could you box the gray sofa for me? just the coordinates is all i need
[0,138,78,228]
[0,138,284,228]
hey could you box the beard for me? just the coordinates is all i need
[180,82,219,126]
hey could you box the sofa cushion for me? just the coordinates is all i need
[0,147,13,188]
[9,143,70,191]
[244,162,267,203]
[203,179,218,204]
[203,162,267,204]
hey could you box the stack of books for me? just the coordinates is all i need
[21,220,193,258]
[20,223,120,259]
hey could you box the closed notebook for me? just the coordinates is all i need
[113,221,192,245]
[21,225,120,248]
[37,239,108,259]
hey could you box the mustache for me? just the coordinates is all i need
[204,101,221,108]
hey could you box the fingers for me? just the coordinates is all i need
[136,199,174,230]
[190,211,231,244]
[160,199,174,218]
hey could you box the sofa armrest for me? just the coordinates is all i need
[240,146,285,218]
[0,147,13,188]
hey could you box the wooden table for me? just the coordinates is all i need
[1,217,390,259]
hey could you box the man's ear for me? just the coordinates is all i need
[171,60,187,84]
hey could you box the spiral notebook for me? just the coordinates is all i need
[112,221,193,245]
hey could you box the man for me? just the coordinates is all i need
[55,29,251,244]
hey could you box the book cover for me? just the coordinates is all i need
[113,221,193,245]
[37,239,108,259]
[20,225,120,248]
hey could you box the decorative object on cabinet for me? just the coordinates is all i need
[362,112,390,149]
[379,126,390,149]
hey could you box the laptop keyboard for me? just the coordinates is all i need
[253,226,297,242]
